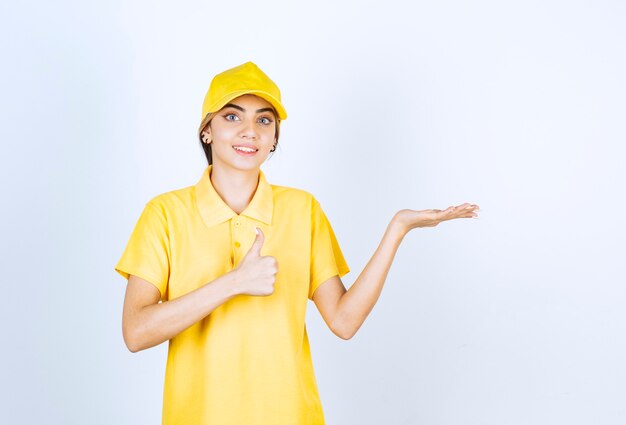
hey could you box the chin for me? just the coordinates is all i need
[213,156,266,172]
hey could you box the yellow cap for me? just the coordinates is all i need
[200,61,287,121]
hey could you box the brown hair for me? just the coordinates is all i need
[197,109,281,165]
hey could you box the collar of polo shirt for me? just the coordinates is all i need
[195,164,274,228]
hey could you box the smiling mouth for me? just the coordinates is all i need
[232,145,259,153]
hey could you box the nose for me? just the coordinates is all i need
[239,117,258,139]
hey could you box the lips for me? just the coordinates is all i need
[232,144,259,155]
[233,143,259,152]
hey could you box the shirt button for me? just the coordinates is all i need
[234,241,241,248]
[234,221,241,226]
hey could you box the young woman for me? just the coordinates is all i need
[116,61,480,425]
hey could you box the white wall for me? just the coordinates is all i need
[1,1,625,424]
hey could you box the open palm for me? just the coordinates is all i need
[394,203,480,231]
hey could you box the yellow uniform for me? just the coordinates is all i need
[115,164,350,425]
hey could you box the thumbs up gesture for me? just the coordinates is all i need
[233,227,278,296]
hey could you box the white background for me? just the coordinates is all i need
[1,1,625,424]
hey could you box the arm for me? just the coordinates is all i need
[122,273,240,352]
[312,203,479,340]
[123,227,277,353]
[312,217,405,340]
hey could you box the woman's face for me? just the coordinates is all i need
[203,94,277,172]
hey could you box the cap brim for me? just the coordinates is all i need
[206,90,287,120]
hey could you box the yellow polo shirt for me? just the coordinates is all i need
[115,164,350,425]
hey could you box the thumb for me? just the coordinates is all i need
[246,227,265,257]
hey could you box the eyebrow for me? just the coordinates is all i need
[223,103,275,115]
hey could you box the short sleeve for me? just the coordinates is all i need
[309,198,350,300]
[115,201,170,300]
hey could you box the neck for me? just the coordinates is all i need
[209,163,260,215]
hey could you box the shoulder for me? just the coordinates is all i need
[270,183,321,208]
[144,184,195,216]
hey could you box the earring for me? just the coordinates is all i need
[270,143,277,152]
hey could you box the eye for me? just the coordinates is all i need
[258,116,273,125]
[224,113,239,121]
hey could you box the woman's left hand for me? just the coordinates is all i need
[393,203,480,234]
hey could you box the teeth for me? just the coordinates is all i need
[233,146,256,153]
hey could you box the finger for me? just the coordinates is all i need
[247,227,265,257]
[440,206,458,217]
[456,207,480,219]
[441,205,465,220]
[461,204,480,217]
[460,203,479,211]
[449,203,479,217]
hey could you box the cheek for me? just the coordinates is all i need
[262,125,277,139]
[211,126,238,144]
[263,127,276,140]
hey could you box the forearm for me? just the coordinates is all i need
[333,216,407,339]
[129,271,240,352]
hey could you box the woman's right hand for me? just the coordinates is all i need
[232,227,278,296]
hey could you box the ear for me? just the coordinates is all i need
[201,130,211,144]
